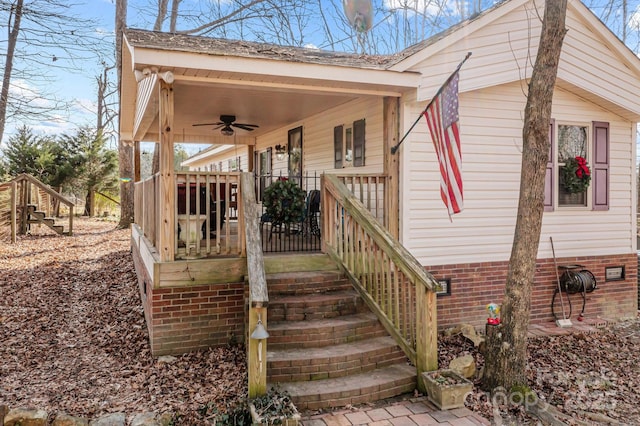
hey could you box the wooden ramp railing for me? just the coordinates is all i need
[322,174,439,391]
[0,174,74,241]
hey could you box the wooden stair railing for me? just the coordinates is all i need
[321,174,440,391]
[0,174,74,239]
[241,172,269,398]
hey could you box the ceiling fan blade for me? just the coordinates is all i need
[193,121,223,127]
[232,123,259,131]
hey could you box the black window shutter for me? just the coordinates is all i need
[353,119,365,167]
[592,121,609,211]
[334,125,343,168]
[544,119,555,211]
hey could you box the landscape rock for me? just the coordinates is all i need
[4,408,48,426]
[88,413,126,426]
[448,354,476,379]
[444,324,486,347]
[460,324,485,347]
[130,412,159,426]
[157,355,177,363]
[52,413,89,426]
[157,412,174,426]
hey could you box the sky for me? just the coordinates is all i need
[3,0,640,155]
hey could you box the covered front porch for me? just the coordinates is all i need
[121,28,441,402]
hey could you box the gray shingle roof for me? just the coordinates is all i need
[124,28,400,69]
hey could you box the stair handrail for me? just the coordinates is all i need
[240,172,269,398]
[321,173,439,390]
[9,173,75,207]
[0,173,75,237]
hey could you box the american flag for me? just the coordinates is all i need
[424,71,463,218]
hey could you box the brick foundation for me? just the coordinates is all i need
[429,253,638,330]
[131,245,245,356]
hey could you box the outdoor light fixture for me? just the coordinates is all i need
[275,144,286,160]
[251,315,269,340]
[134,67,151,82]
[251,314,269,374]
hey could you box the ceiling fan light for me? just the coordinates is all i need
[221,127,234,136]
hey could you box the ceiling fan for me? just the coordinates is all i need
[193,115,259,136]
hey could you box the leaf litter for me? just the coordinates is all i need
[0,219,246,424]
[2,218,639,425]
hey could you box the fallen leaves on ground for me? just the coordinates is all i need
[2,219,639,425]
[440,318,640,424]
[0,219,246,424]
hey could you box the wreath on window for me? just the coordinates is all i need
[263,177,306,225]
[560,156,591,194]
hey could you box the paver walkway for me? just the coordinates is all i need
[299,318,609,425]
[300,396,489,425]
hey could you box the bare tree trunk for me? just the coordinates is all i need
[154,0,169,31]
[85,189,95,217]
[483,0,568,392]
[0,0,24,143]
[116,0,134,228]
[169,0,182,32]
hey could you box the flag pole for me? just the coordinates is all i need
[390,52,472,155]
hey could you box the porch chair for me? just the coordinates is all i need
[176,184,226,241]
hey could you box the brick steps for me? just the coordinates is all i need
[266,271,415,410]
[267,336,406,382]
[266,271,352,295]
[275,363,417,411]
[268,290,366,322]
[267,312,388,349]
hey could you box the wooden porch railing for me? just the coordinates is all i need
[134,173,158,246]
[322,174,439,391]
[0,174,74,240]
[133,172,244,260]
[337,174,387,228]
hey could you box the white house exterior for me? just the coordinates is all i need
[122,0,639,337]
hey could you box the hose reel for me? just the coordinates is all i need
[551,265,597,322]
[559,268,597,294]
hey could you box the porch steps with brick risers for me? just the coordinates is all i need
[265,271,416,410]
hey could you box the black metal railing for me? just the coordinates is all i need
[256,171,322,253]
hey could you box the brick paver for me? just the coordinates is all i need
[321,414,352,426]
[389,416,417,426]
[385,405,413,417]
[368,421,393,426]
[430,410,458,423]
[408,413,439,425]
[344,411,373,424]
[366,408,393,421]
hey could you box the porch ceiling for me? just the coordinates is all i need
[120,31,420,144]
[139,78,359,144]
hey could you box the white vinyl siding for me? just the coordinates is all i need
[187,145,249,172]
[409,1,640,120]
[400,81,636,266]
[255,97,385,178]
